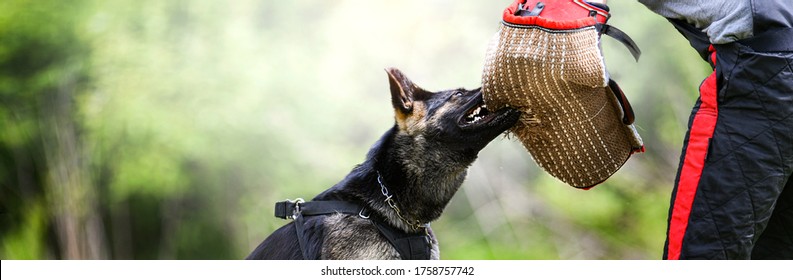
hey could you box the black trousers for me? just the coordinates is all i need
[663,31,793,259]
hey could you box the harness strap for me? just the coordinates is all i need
[275,200,363,219]
[597,23,642,61]
[275,200,363,259]
[515,1,545,17]
[292,213,310,258]
[373,222,432,260]
[274,199,431,260]
[607,79,635,125]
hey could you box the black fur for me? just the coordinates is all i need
[246,68,520,259]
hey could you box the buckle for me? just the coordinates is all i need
[274,198,305,220]
[515,1,545,17]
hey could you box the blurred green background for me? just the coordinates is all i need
[0,0,709,259]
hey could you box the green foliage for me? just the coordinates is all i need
[1,0,95,259]
[1,201,46,259]
[0,0,711,259]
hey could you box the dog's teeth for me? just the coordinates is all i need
[464,105,490,124]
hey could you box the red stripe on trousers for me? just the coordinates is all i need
[666,47,719,260]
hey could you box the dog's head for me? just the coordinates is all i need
[386,67,520,155]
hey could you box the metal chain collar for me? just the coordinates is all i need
[376,172,426,232]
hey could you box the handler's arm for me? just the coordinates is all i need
[637,0,753,44]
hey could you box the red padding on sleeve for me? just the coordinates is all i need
[502,0,608,30]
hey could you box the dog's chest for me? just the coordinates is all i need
[320,214,440,260]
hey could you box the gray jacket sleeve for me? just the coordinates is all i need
[637,0,753,44]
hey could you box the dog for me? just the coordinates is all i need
[246,68,520,260]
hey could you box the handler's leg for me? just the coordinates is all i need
[752,176,793,259]
[663,44,724,259]
[664,44,793,259]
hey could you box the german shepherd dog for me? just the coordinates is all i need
[246,68,519,259]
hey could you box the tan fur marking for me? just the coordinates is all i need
[396,102,427,134]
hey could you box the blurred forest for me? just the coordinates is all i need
[0,1,710,259]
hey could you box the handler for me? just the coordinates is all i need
[593,0,793,259]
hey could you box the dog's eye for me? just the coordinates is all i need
[453,91,463,97]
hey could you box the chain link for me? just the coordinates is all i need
[377,172,426,232]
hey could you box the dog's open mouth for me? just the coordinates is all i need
[462,103,492,125]
[458,94,514,130]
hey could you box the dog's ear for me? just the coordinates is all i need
[386,67,418,114]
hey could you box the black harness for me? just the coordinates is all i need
[274,199,432,260]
